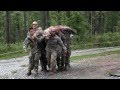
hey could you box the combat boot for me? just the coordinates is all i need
[27,71,31,76]
[61,66,65,71]
[64,64,70,71]
[34,69,38,77]
[57,66,61,71]
[44,66,49,72]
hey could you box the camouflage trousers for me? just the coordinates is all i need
[65,47,71,66]
[60,47,71,70]
[39,50,47,71]
[46,50,57,72]
[28,52,41,72]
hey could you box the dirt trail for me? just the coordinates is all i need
[0,47,120,79]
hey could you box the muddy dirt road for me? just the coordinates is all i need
[0,47,120,79]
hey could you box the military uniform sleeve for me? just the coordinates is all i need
[60,31,67,46]
[23,37,30,50]
[34,28,43,37]
[26,31,30,38]
[57,36,67,51]
[35,36,45,43]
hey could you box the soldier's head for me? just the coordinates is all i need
[49,26,56,36]
[54,25,61,33]
[32,21,39,29]
[29,27,35,36]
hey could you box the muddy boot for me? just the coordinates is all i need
[64,64,70,71]
[27,70,31,76]
[44,66,49,72]
[61,66,65,71]
[57,65,61,71]
[42,67,48,73]
[34,69,38,77]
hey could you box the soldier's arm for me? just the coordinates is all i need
[34,35,45,43]
[33,27,43,37]
[57,37,67,52]
[23,37,30,52]
[60,32,67,46]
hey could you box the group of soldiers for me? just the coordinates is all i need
[23,21,76,76]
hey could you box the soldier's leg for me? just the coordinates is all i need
[27,55,34,76]
[61,51,66,71]
[40,56,44,71]
[65,48,71,70]
[46,50,51,70]
[56,52,61,71]
[67,48,71,67]
[40,51,48,72]
[34,52,41,76]
[50,51,57,73]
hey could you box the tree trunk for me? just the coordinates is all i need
[46,11,50,28]
[6,11,10,46]
[57,11,61,25]
[16,13,21,42]
[66,11,70,18]
[41,11,46,30]
[89,11,92,37]
[92,11,96,35]
[23,11,27,38]
[98,11,104,34]
[66,11,71,25]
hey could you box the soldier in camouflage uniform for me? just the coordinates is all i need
[23,27,45,76]
[27,21,48,72]
[52,26,67,71]
[60,26,76,70]
[44,28,67,74]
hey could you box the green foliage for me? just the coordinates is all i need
[1,11,120,59]
[71,32,120,50]
[0,42,23,54]
[70,49,120,61]
[0,42,29,60]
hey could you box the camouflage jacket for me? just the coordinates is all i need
[45,35,67,52]
[27,27,43,38]
[23,35,44,54]
[57,31,67,46]
[62,31,72,48]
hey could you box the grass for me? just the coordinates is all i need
[0,44,120,60]
[0,50,29,60]
[70,49,120,61]
[0,42,30,60]
[0,42,23,54]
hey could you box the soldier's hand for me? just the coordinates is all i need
[45,36,50,40]
[31,36,35,40]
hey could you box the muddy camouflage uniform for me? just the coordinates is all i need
[45,35,67,73]
[61,30,72,70]
[56,31,67,70]
[27,27,47,72]
[23,36,42,75]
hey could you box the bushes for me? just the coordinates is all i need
[0,42,23,54]
[1,32,120,53]
[71,32,120,50]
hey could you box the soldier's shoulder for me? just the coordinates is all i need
[55,35,61,40]
[38,27,42,29]
[37,27,43,31]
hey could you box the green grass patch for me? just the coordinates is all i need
[70,49,120,61]
[0,42,23,54]
[0,51,29,60]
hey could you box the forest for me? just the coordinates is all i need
[0,11,120,56]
